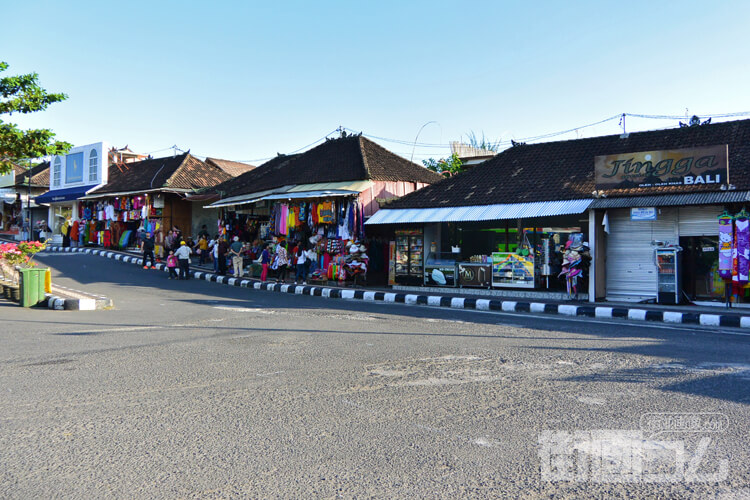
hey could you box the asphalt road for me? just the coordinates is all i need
[1,252,749,498]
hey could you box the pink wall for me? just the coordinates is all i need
[359,181,431,217]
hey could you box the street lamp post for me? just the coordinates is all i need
[410,121,440,165]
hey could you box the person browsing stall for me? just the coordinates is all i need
[230,236,244,278]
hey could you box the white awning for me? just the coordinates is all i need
[207,180,373,208]
[365,199,593,225]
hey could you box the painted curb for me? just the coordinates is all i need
[44,245,750,328]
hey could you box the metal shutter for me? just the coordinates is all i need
[678,205,722,237]
[605,208,678,302]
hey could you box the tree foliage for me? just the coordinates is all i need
[422,153,464,177]
[466,130,501,152]
[0,61,71,174]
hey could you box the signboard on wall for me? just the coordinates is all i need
[65,152,84,184]
[595,145,728,190]
[631,207,657,221]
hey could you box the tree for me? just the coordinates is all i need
[466,131,501,152]
[0,61,71,174]
[422,153,464,177]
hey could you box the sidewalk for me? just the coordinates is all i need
[42,244,750,330]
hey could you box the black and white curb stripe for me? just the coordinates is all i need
[43,293,97,311]
[45,245,750,328]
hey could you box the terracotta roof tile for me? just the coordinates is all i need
[211,135,442,199]
[88,154,230,195]
[205,157,255,177]
[386,119,750,209]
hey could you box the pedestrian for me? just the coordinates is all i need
[229,236,245,277]
[295,244,307,284]
[197,235,209,265]
[174,240,192,279]
[165,230,175,253]
[141,231,156,269]
[217,237,229,276]
[210,235,219,273]
[275,240,289,283]
[154,229,164,262]
[166,250,178,279]
[260,243,271,282]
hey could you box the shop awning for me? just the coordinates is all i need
[206,186,294,209]
[35,185,98,204]
[365,199,593,225]
[589,190,750,209]
[207,180,373,208]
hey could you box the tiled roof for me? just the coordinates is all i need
[205,157,256,177]
[88,154,231,195]
[385,119,750,209]
[13,162,50,188]
[210,135,443,199]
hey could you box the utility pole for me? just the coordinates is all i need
[26,160,32,241]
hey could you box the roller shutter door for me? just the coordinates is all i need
[605,208,678,302]
[678,205,722,237]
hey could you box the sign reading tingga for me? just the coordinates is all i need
[595,145,728,190]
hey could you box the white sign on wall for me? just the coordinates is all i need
[631,207,657,221]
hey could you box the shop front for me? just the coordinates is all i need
[211,186,371,283]
[589,142,750,305]
[368,200,593,297]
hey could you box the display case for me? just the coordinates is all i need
[656,247,681,304]
[424,252,458,286]
[491,252,535,288]
[457,262,492,288]
[395,230,424,285]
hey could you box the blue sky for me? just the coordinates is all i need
[3,0,749,165]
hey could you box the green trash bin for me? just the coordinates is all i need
[19,268,48,308]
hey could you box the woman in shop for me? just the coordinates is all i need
[274,240,290,283]
[295,243,307,285]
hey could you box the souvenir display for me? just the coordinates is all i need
[735,210,750,284]
[718,213,734,279]
[558,233,591,299]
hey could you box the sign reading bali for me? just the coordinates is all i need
[595,145,728,190]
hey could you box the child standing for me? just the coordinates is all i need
[260,244,271,282]
[166,251,178,279]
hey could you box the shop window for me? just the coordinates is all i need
[53,157,62,187]
[88,149,98,182]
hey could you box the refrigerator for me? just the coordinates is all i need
[656,247,681,304]
[394,230,423,285]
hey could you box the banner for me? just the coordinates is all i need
[595,145,728,190]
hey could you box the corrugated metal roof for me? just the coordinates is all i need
[589,190,750,209]
[366,199,592,225]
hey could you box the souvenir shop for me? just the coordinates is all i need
[581,140,750,305]
[72,192,179,251]
[382,212,590,296]
[220,196,371,283]
[589,200,750,305]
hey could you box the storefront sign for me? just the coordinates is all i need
[457,263,492,287]
[65,152,84,184]
[595,145,728,189]
[630,207,657,221]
